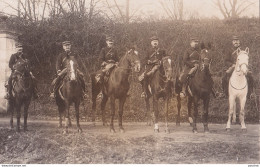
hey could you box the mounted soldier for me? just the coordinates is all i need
[221,35,255,99]
[178,37,201,98]
[139,36,167,98]
[96,36,119,86]
[4,42,39,100]
[50,40,86,98]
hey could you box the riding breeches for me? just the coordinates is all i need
[179,64,198,84]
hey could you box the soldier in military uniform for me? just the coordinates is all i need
[4,43,39,99]
[50,40,86,98]
[139,36,167,97]
[96,36,119,84]
[222,35,255,99]
[178,37,201,98]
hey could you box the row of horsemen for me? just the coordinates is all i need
[4,35,255,104]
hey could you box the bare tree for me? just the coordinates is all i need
[159,0,184,20]
[214,0,256,19]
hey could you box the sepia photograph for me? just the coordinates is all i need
[0,0,259,165]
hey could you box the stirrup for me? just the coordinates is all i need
[141,92,146,98]
[50,93,55,98]
[180,91,186,98]
[97,92,103,99]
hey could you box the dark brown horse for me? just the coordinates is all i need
[55,56,83,134]
[9,58,33,132]
[145,56,174,133]
[91,49,140,133]
[175,47,213,133]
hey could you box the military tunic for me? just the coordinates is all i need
[179,47,200,83]
[99,47,119,64]
[9,52,28,71]
[224,46,240,70]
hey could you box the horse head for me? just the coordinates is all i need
[235,48,249,75]
[120,48,140,72]
[200,42,212,73]
[65,57,78,81]
[161,56,173,81]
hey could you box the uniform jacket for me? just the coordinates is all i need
[145,47,166,65]
[9,52,28,71]
[56,51,81,72]
[224,46,240,68]
[99,46,119,64]
[183,47,200,68]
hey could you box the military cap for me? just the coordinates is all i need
[106,36,114,42]
[150,36,159,41]
[190,37,199,42]
[232,35,239,40]
[62,41,71,45]
[15,42,23,48]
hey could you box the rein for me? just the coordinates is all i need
[230,80,247,90]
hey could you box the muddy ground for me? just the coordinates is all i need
[0,118,259,164]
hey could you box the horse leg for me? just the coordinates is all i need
[145,96,152,126]
[75,100,82,133]
[16,103,21,132]
[188,96,193,126]
[110,96,116,133]
[64,102,70,134]
[239,96,247,131]
[203,96,210,133]
[23,101,30,131]
[165,99,170,133]
[176,95,181,126]
[9,100,14,129]
[91,92,97,126]
[226,95,235,131]
[192,97,199,133]
[101,95,108,126]
[231,99,237,124]
[153,96,159,133]
[118,96,126,133]
[58,105,64,128]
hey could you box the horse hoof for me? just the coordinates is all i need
[58,124,62,128]
[103,122,108,126]
[110,128,116,133]
[154,129,159,133]
[78,128,82,133]
[226,128,231,132]
[204,130,210,134]
[147,122,151,126]
[241,128,247,132]
[24,128,28,132]
[176,122,180,126]
[63,129,68,134]
[165,129,170,133]
[119,128,125,133]
[193,130,198,134]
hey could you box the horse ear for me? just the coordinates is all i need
[245,47,249,54]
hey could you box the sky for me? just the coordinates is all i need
[0,0,259,20]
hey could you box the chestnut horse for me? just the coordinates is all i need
[91,49,140,133]
[9,58,33,132]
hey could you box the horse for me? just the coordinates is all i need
[91,48,140,133]
[144,56,174,133]
[175,46,214,133]
[9,57,33,132]
[55,56,83,134]
[226,48,249,131]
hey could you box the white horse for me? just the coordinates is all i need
[226,48,249,131]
